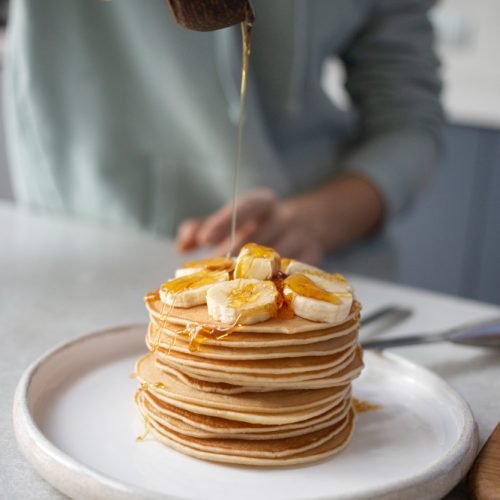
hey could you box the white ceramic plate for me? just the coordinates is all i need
[13,325,478,500]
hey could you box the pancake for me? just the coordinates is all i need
[144,406,352,459]
[146,321,359,359]
[146,293,361,334]
[138,389,351,437]
[143,407,356,466]
[148,391,348,425]
[155,359,361,392]
[135,260,363,466]
[148,310,361,348]
[154,361,349,394]
[136,390,352,440]
[152,342,358,375]
[136,354,349,414]
[161,347,363,387]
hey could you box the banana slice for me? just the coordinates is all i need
[281,259,321,276]
[283,273,353,324]
[234,243,280,280]
[175,257,234,278]
[281,259,353,293]
[206,278,279,325]
[308,271,353,293]
[159,270,229,308]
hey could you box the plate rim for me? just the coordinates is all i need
[13,325,478,500]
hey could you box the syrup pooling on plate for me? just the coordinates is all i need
[352,398,382,413]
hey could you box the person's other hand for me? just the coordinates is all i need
[177,174,385,264]
[176,188,326,264]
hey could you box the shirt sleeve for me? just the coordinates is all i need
[338,0,444,217]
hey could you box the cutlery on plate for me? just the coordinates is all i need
[362,317,500,350]
[361,306,412,327]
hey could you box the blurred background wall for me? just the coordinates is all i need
[0,0,10,200]
[391,0,500,305]
[0,0,498,304]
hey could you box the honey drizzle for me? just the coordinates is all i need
[227,281,260,307]
[227,18,253,257]
[136,417,150,442]
[234,243,279,279]
[273,273,295,319]
[150,315,241,354]
[144,289,179,353]
[154,300,173,352]
[182,257,234,273]
[135,381,170,441]
[135,383,152,441]
[182,318,240,352]
[283,273,348,305]
[165,330,178,355]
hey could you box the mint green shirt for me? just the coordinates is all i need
[4,0,443,237]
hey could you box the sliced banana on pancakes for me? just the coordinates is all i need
[281,259,322,276]
[283,273,353,323]
[207,278,279,325]
[160,270,229,308]
[282,259,353,293]
[234,243,280,280]
[175,257,234,278]
[164,248,353,324]
[137,244,362,467]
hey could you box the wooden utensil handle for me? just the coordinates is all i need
[468,423,500,499]
[166,0,254,32]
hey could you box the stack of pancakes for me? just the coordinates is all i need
[134,293,363,466]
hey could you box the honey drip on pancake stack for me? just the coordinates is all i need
[134,243,364,466]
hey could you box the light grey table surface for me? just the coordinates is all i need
[1,202,500,500]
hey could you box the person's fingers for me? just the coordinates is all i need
[176,218,204,252]
[247,208,288,247]
[211,218,260,257]
[295,242,325,266]
[197,189,278,245]
[271,230,307,260]
[252,203,303,249]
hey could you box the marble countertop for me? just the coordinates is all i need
[1,202,500,499]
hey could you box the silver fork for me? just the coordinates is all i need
[362,316,500,350]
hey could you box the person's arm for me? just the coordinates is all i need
[338,0,444,217]
[177,0,444,263]
[176,176,383,264]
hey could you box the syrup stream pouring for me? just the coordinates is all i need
[362,316,500,350]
